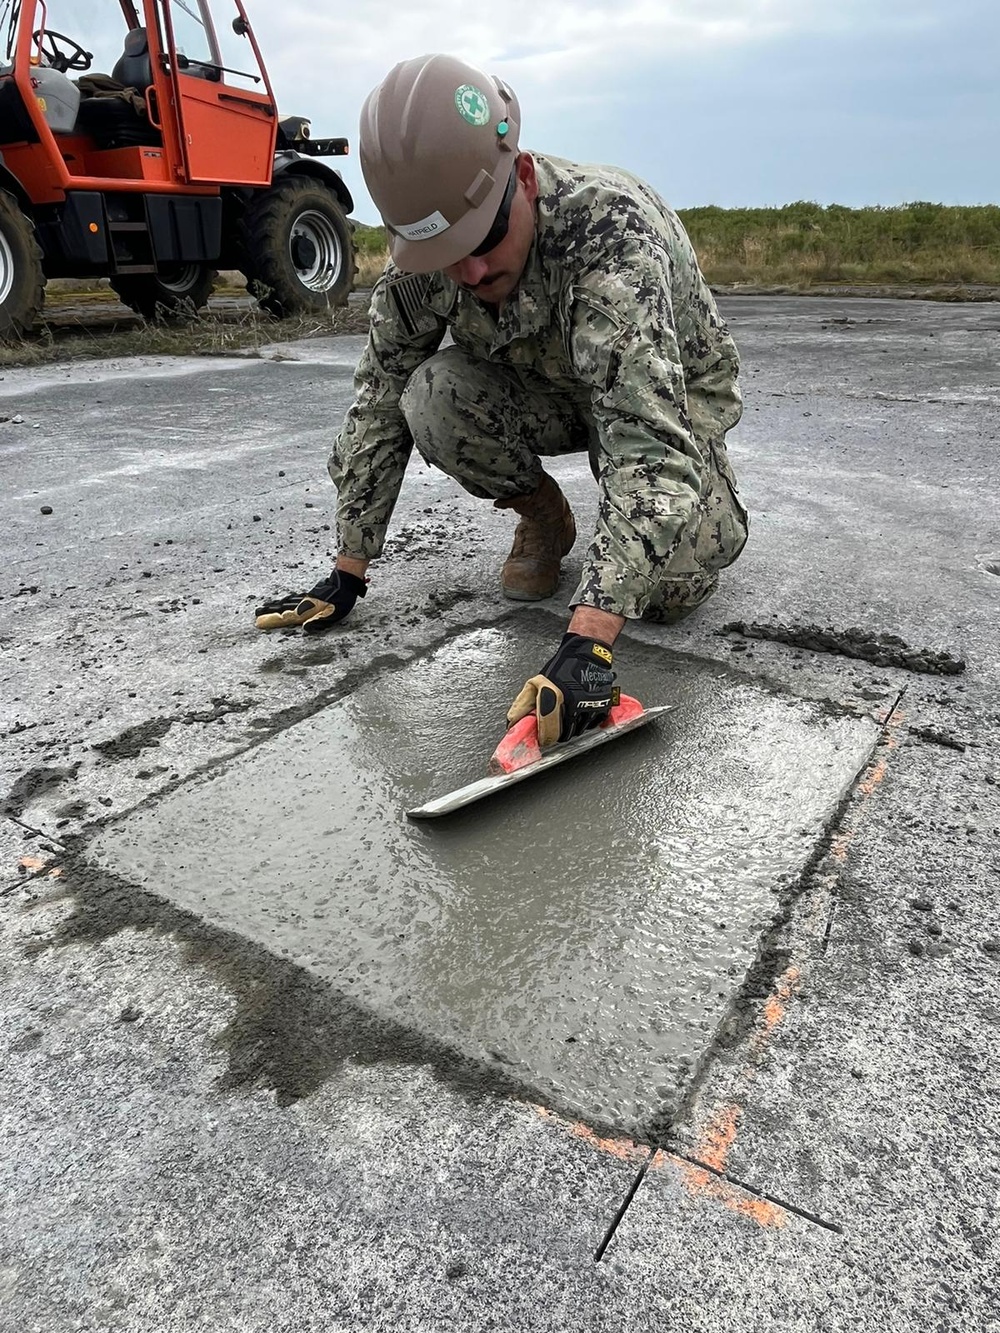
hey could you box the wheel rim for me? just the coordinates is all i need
[159,264,202,295]
[288,210,342,292]
[0,228,15,306]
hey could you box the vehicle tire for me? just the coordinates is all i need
[110,264,216,321]
[242,176,354,318]
[0,190,44,340]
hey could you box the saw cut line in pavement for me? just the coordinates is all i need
[594,1138,843,1262]
[594,1150,656,1262]
[662,1145,844,1235]
[84,610,879,1137]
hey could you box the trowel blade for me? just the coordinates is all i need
[406,705,674,821]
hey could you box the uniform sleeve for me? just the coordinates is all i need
[566,234,731,618]
[328,270,446,560]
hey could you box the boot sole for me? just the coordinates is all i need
[501,586,557,601]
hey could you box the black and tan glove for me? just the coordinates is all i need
[254,570,367,633]
[507,633,617,747]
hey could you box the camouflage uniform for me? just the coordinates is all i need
[330,152,748,620]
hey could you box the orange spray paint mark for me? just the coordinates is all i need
[528,1104,648,1165]
[757,964,801,1047]
[662,1105,788,1227]
[524,706,906,1230]
[676,1157,787,1228]
[828,830,852,864]
[697,1102,741,1171]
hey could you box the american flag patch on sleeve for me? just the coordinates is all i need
[387,273,432,336]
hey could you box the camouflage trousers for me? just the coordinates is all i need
[399,346,748,621]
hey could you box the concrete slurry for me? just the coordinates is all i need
[87,612,877,1135]
[1,296,998,1330]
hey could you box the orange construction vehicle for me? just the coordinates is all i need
[0,1,355,334]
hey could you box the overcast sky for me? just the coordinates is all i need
[76,0,996,222]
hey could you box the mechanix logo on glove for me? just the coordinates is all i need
[506,632,618,746]
[578,662,614,687]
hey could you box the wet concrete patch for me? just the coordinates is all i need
[85,611,877,1135]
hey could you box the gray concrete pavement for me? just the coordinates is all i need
[1,297,999,1330]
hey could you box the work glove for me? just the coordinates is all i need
[507,633,618,747]
[254,569,367,633]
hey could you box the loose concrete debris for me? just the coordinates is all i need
[721,620,966,675]
[907,726,967,752]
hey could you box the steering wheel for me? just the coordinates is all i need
[32,30,93,74]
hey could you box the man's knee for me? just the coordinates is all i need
[399,347,487,459]
[640,443,748,623]
[397,348,542,498]
[640,572,719,624]
[698,439,749,572]
[400,346,474,423]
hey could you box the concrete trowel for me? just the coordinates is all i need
[406,695,672,820]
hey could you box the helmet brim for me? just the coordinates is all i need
[387,163,514,275]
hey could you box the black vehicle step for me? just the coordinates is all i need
[108,222,149,232]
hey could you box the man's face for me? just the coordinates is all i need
[443,153,538,305]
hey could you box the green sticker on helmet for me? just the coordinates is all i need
[455,84,490,127]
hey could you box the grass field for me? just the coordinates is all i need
[353,203,1000,288]
[3,202,992,369]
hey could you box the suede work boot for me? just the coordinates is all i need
[494,473,577,601]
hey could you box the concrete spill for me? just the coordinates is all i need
[86,610,877,1134]
[721,620,966,675]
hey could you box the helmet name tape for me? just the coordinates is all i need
[394,210,451,242]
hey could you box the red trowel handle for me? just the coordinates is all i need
[488,694,645,776]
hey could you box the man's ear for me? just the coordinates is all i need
[517,152,538,204]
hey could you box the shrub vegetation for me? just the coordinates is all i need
[352,203,1000,287]
[681,201,1000,286]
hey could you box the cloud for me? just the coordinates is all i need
[32,0,1000,214]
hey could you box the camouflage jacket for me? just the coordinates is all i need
[331,152,742,615]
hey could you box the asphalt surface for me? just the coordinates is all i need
[2,296,999,1330]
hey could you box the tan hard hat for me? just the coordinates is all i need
[359,53,521,273]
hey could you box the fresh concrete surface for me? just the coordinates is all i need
[2,296,999,1330]
[85,615,877,1135]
